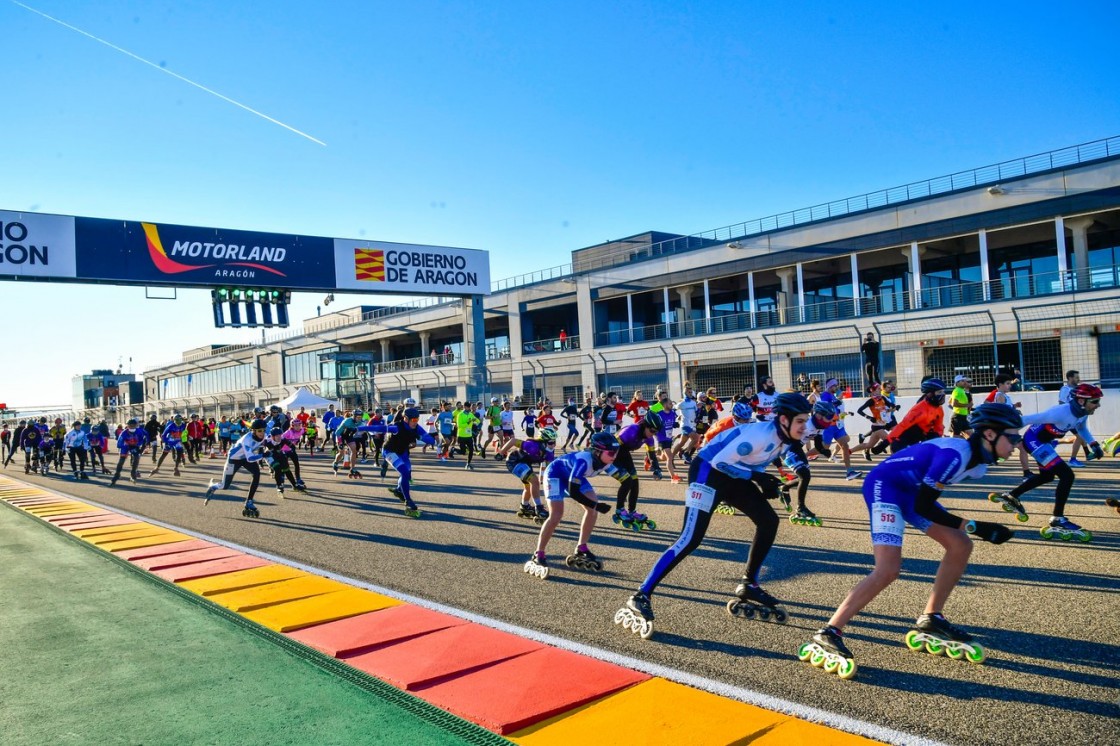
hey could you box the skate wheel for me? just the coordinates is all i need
[613,609,627,625]
[645,520,656,530]
[757,607,771,621]
[904,630,924,652]
[987,493,1000,503]
[965,644,987,664]
[1001,503,1013,513]
[1059,532,1072,541]
[1077,531,1092,543]
[925,640,944,656]
[726,599,740,616]
[796,642,814,661]
[809,650,826,667]
[837,659,858,679]
[629,523,641,533]
[612,515,621,525]
[945,646,964,660]
[823,657,840,673]
[1039,526,1053,540]
[773,608,788,623]
[565,556,575,567]
[1016,512,1029,522]
[639,620,654,639]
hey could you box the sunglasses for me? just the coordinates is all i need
[1000,431,1023,446]
[1084,398,1101,405]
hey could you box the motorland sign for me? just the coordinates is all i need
[334,239,490,295]
[0,210,77,279]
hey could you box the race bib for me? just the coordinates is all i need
[871,501,904,539]
[684,482,717,512]
[545,478,562,499]
[1029,442,1061,469]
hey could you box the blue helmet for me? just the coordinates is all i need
[812,400,838,422]
[969,403,1023,431]
[921,378,946,394]
[732,400,753,421]
[403,407,421,421]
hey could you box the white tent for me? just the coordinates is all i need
[277,387,337,413]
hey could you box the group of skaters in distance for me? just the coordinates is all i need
[2,370,1117,680]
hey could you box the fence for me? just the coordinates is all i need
[1013,295,1120,389]
[874,311,999,391]
[764,325,865,396]
[671,338,760,402]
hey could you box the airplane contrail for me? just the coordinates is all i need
[11,0,327,146]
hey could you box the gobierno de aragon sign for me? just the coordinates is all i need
[0,208,490,296]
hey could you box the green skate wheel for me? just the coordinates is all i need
[837,658,858,679]
[612,515,621,525]
[987,493,1000,503]
[646,520,656,530]
[1059,532,1072,541]
[797,642,814,662]
[1016,512,1029,523]
[809,650,826,667]
[629,522,641,532]
[945,646,964,660]
[1077,531,1092,542]
[823,657,840,673]
[965,644,987,664]
[1001,502,1013,513]
[1039,526,1054,540]
[904,630,924,652]
[925,640,945,656]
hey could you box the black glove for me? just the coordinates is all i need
[594,501,611,514]
[494,453,505,461]
[1089,442,1104,461]
[967,520,1013,544]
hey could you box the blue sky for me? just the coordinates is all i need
[2,0,1118,407]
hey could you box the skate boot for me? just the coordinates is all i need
[79,471,89,480]
[203,479,217,505]
[613,591,655,639]
[728,582,788,622]
[789,506,822,527]
[148,469,161,477]
[332,464,340,477]
[129,473,138,484]
[534,505,549,524]
[242,498,260,518]
[628,511,657,531]
[845,469,863,481]
[1040,516,1092,542]
[102,467,110,475]
[173,468,181,477]
[72,470,80,480]
[294,479,308,493]
[389,486,406,502]
[715,501,737,516]
[778,489,793,514]
[516,503,536,521]
[1105,497,1120,515]
[348,468,363,479]
[905,613,985,663]
[612,508,639,531]
[798,626,857,679]
[277,486,285,499]
[987,492,1029,523]
[403,501,422,518]
[565,545,603,572]
[650,465,663,481]
[523,552,549,579]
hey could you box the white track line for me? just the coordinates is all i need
[9,480,944,746]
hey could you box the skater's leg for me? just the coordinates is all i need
[287,450,301,481]
[725,482,779,584]
[576,503,599,547]
[534,498,565,555]
[794,465,812,510]
[828,544,903,630]
[244,462,261,500]
[1049,462,1075,517]
[637,460,719,595]
[922,522,972,616]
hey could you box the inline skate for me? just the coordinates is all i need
[789,506,822,527]
[777,490,793,514]
[403,503,422,518]
[523,552,549,579]
[628,510,656,531]
[78,471,89,480]
[348,468,363,480]
[389,486,406,502]
[565,545,603,572]
[904,613,985,663]
[276,486,285,499]
[1105,497,1120,515]
[242,498,260,518]
[1039,516,1092,542]
[715,502,737,516]
[613,591,654,639]
[534,505,549,524]
[204,479,217,505]
[293,479,308,493]
[727,582,788,622]
[987,492,1029,522]
[612,508,640,531]
[798,626,857,679]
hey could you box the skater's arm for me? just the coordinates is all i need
[913,483,964,529]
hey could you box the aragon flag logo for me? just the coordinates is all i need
[354,248,385,281]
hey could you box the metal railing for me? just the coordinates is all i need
[596,263,1120,347]
[491,135,1120,292]
[521,335,580,355]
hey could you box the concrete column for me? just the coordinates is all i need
[677,286,695,319]
[1066,216,1095,291]
[461,295,487,398]
[850,253,861,316]
[775,267,796,325]
[795,262,805,323]
[626,294,634,342]
[748,272,756,328]
[379,339,392,362]
[702,280,711,333]
[900,243,925,310]
[978,229,991,301]
[663,287,671,338]
[419,331,431,358]
[508,291,524,396]
[1055,217,1070,290]
[575,278,594,351]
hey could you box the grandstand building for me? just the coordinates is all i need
[141,137,1120,417]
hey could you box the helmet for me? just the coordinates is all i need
[190,412,199,418]
[254,406,265,415]
[173,412,183,419]
[19,420,26,425]
[353,409,363,417]
[590,432,620,455]
[539,427,558,443]
[812,400,839,422]
[250,419,268,431]
[731,401,753,421]
[1072,383,1103,400]
[403,397,416,407]
[403,408,421,420]
[490,397,499,403]
[641,412,662,432]
[968,403,1023,431]
[126,418,138,426]
[921,378,947,394]
[269,426,283,436]
[270,405,282,413]
[771,393,812,418]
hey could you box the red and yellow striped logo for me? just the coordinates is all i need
[354,248,385,281]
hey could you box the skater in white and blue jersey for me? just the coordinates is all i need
[798,403,1021,680]
[615,393,813,639]
[204,418,268,517]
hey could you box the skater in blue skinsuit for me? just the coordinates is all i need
[368,408,436,517]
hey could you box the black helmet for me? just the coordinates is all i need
[270,405,282,413]
[126,418,139,426]
[254,406,265,415]
[269,426,283,436]
[251,419,268,431]
[771,392,812,418]
[641,412,662,432]
[968,403,1023,431]
[590,432,620,454]
[403,407,421,420]
[921,378,947,394]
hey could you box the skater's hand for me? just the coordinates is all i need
[1088,442,1104,461]
[966,520,1013,544]
[594,502,611,514]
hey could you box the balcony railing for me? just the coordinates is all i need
[596,263,1120,347]
[521,335,581,355]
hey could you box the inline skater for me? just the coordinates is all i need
[819,378,861,480]
[150,413,188,477]
[480,397,503,457]
[305,415,319,456]
[145,414,161,464]
[1058,370,1085,466]
[498,401,516,448]
[782,399,840,526]
[749,377,778,422]
[109,419,149,486]
[868,378,947,456]
[949,375,974,439]
[559,398,580,451]
[64,421,90,479]
[204,418,268,517]
[19,421,43,474]
[990,383,1103,540]
[370,407,436,517]
[435,402,455,460]
[610,413,664,531]
[496,426,557,523]
[186,413,207,463]
[87,424,107,475]
[263,427,302,496]
[330,410,362,477]
[985,374,1032,477]
[650,394,681,482]
[4,420,27,469]
[0,423,9,464]
[851,383,892,462]
[798,404,1020,679]
[217,415,233,454]
[576,395,595,447]
[48,418,67,472]
[615,393,812,639]
[522,433,625,579]
[672,387,699,463]
[281,418,307,490]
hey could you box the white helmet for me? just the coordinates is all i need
[491,397,499,403]
[404,397,417,407]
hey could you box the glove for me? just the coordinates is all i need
[494,453,505,461]
[594,502,611,514]
[1088,442,1104,461]
[966,520,1013,545]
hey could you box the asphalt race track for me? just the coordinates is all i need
[11,447,1119,745]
